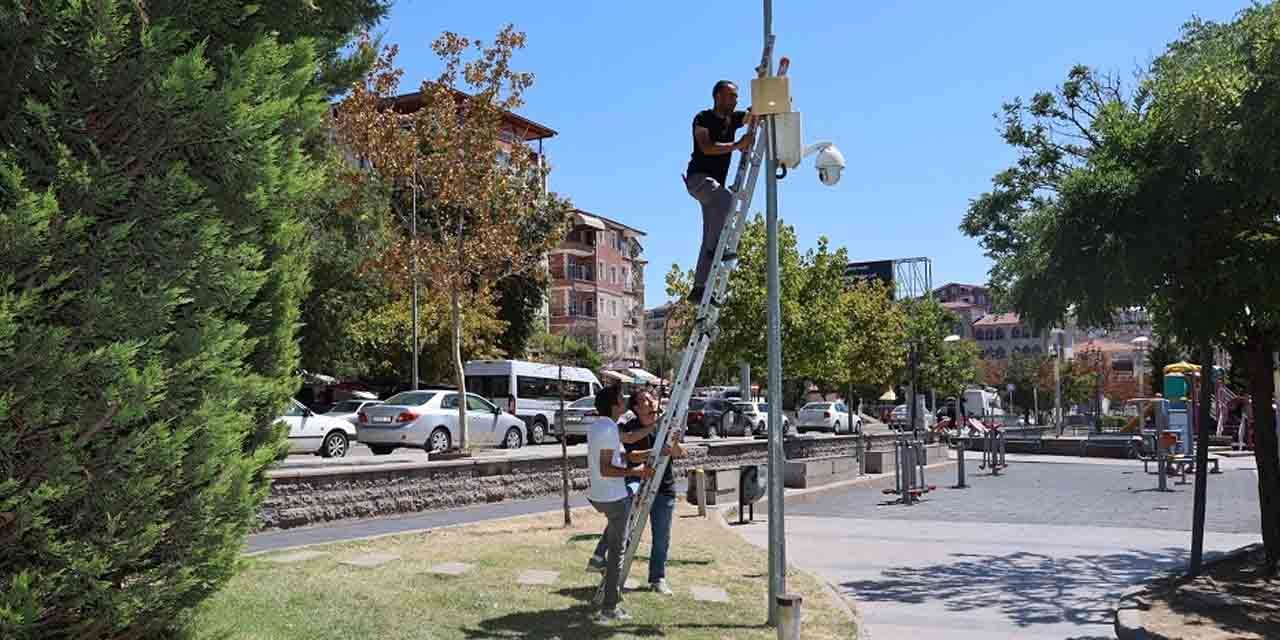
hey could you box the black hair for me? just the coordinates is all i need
[627,387,656,412]
[712,80,737,98]
[595,384,624,416]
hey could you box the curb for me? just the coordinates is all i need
[1113,542,1263,640]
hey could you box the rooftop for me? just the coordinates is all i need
[386,89,558,141]
[973,312,1022,326]
[573,208,646,236]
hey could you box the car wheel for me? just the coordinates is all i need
[529,418,547,445]
[833,421,842,435]
[369,445,394,455]
[504,427,523,449]
[320,431,349,458]
[707,424,718,439]
[428,427,451,453]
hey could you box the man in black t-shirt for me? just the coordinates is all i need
[683,80,755,303]
[622,389,685,594]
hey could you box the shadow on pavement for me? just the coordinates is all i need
[839,546,1189,629]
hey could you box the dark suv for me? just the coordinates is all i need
[685,398,746,438]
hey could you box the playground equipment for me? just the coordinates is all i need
[977,423,1007,476]
[882,434,934,505]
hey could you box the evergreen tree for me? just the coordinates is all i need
[0,1,386,637]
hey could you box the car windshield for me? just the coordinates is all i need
[805,403,832,410]
[328,400,366,413]
[569,396,595,409]
[733,402,756,412]
[689,399,705,410]
[385,391,437,406]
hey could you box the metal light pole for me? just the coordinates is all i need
[411,160,420,390]
[1052,329,1064,434]
[763,0,787,627]
[943,335,965,488]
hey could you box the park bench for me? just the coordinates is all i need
[1001,428,1044,453]
[1081,432,1142,459]
[1143,454,1222,475]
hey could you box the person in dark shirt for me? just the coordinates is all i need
[621,388,685,594]
[683,80,755,303]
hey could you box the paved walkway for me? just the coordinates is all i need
[735,456,1262,639]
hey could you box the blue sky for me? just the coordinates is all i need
[372,0,1245,305]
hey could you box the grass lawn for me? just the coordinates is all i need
[192,501,858,639]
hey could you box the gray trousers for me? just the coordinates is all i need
[590,496,630,610]
[685,173,734,292]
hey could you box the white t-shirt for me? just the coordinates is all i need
[587,416,629,503]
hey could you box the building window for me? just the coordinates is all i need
[995,328,1005,340]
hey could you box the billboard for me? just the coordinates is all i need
[845,260,896,298]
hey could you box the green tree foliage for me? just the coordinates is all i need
[495,272,550,359]
[0,1,387,637]
[837,280,908,399]
[901,298,978,399]
[961,4,1280,572]
[528,330,603,372]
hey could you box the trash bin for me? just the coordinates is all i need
[738,464,767,523]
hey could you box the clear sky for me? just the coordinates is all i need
[372,0,1245,305]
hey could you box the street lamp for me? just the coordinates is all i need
[1131,336,1150,397]
[1051,328,1065,434]
[942,335,966,487]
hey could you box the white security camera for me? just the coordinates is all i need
[803,142,845,186]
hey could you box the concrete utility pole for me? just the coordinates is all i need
[763,0,787,627]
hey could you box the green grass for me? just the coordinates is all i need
[192,502,857,639]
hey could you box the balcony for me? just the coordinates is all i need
[623,315,639,327]
[564,265,595,282]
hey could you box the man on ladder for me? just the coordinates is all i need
[684,80,755,303]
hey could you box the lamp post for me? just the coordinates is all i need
[1132,336,1150,397]
[1051,328,1065,433]
[943,335,965,487]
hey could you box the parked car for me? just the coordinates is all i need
[325,398,383,426]
[797,401,859,434]
[551,394,638,445]
[733,401,785,435]
[357,389,527,454]
[275,398,355,458]
[686,398,746,438]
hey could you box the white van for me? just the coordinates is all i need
[464,359,602,445]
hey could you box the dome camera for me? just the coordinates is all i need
[803,142,845,186]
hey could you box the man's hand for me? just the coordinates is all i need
[635,465,657,479]
[736,130,755,152]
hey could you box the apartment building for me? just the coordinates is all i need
[972,313,1050,360]
[548,209,647,368]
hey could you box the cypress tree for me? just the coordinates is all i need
[0,1,385,637]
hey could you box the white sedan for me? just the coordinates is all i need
[325,399,384,426]
[275,398,356,458]
[356,389,527,454]
[797,401,860,434]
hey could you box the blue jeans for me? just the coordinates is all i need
[592,489,676,584]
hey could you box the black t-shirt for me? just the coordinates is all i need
[621,417,676,496]
[686,108,748,185]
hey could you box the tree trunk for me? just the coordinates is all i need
[1189,344,1214,576]
[1245,334,1279,576]
[452,286,468,451]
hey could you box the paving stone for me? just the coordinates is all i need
[338,552,399,568]
[690,585,730,603]
[425,562,474,576]
[516,570,559,586]
[624,578,641,590]
[264,550,328,564]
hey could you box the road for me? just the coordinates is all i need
[735,452,1262,639]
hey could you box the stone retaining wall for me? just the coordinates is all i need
[259,434,881,531]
